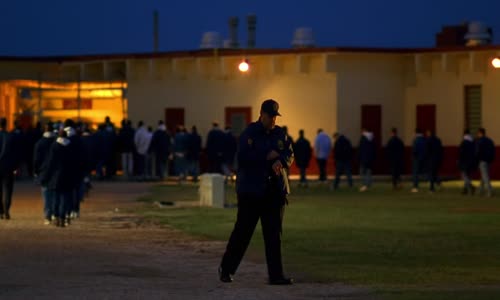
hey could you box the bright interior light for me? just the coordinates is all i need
[238,61,249,72]
[492,57,500,69]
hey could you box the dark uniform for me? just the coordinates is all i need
[220,99,294,284]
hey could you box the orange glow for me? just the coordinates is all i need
[238,60,250,72]
[492,58,500,69]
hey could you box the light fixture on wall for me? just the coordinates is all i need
[491,57,500,69]
[238,59,250,73]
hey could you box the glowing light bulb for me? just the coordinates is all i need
[238,60,250,72]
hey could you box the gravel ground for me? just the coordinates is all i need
[0,181,375,300]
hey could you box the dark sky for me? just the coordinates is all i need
[1,0,499,56]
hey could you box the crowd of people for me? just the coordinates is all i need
[0,116,239,226]
[0,115,496,225]
[292,126,495,196]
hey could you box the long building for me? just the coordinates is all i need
[1,44,500,176]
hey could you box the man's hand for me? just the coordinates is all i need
[272,160,283,176]
[267,150,280,161]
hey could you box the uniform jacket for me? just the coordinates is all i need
[236,121,294,198]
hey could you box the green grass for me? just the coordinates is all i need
[137,182,500,299]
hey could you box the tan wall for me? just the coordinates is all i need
[405,53,500,145]
[127,55,337,142]
[333,54,406,145]
[0,62,59,81]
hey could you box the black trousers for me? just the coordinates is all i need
[0,173,14,216]
[317,159,327,181]
[220,192,285,279]
[390,162,403,187]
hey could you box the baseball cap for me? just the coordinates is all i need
[261,99,281,117]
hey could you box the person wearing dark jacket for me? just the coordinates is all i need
[476,128,495,197]
[33,123,56,224]
[424,130,443,193]
[385,128,405,190]
[64,120,86,219]
[222,126,238,181]
[150,120,171,180]
[333,133,353,190]
[293,130,312,187]
[458,129,477,195]
[358,129,376,192]
[220,99,294,285]
[41,129,78,227]
[206,122,226,173]
[187,126,202,182]
[118,119,135,179]
[411,128,426,193]
[0,118,20,220]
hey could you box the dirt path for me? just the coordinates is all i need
[0,181,374,300]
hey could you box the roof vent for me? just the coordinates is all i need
[465,21,493,46]
[200,31,223,49]
[292,27,315,48]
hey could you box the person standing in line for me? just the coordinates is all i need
[0,118,21,220]
[385,128,405,190]
[134,121,151,181]
[476,127,495,197]
[332,132,354,190]
[206,122,226,173]
[150,120,171,180]
[424,130,443,193]
[174,126,189,182]
[293,129,312,187]
[33,122,56,224]
[222,126,238,182]
[118,119,135,179]
[411,128,426,193]
[458,129,477,195]
[314,129,332,183]
[358,129,376,192]
[187,126,202,182]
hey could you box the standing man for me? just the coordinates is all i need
[150,120,171,180]
[33,122,56,224]
[0,118,20,220]
[219,99,294,285]
[134,121,151,181]
[411,128,426,193]
[314,129,332,182]
[424,130,443,193]
[332,132,354,190]
[458,129,476,195]
[187,126,202,182]
[476,128,495,197]
[293,129,312,187]
[385,128,405,190]
[118,120,135,179]
[358,129,376,192]
[206,122,226,173]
